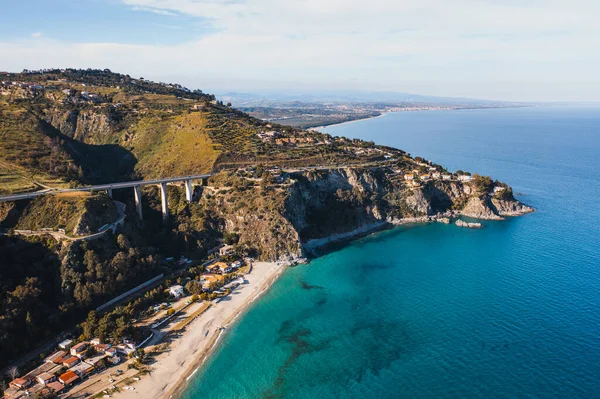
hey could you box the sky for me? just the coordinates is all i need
[1,0,599,101]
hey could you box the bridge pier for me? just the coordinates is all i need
[107,188,113,199]
[185,180,193,202]
[133,185,143,220]
[159,183,169,221]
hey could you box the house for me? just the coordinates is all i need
[90,338,101,346]
[169,285,185,298]
[69,362,94,377]
[209,262,232,275]
[108,356,121,365]
[458,175,473,182]
[219,244,234,256]
[493,186,505,193]
[62,356,80,368]
[442,174,452,181]
[95,343,112,353]
[432,172,441,179]
[9,378,32,390]
[58,370,79,386]
[105,347,118,357]
[58,339,73,350]
[70,342,88,357]
[404,173,414,181]
[46,381,65,394]
[36,373,56,386]
[45,350,66,364]
[84,354,107,368]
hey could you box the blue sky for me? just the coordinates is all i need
[1,0,599,101]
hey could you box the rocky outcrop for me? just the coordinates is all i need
[460,196,503,220]
[491,198,535,216]
[455,219,482,228]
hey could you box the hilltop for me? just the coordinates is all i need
[0,69,401,194]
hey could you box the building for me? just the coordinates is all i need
[9,378,32,390]
[95,343,112,353]
[209,262,232,275]
[59,370,80,386]
[219,244,234,256]
[432,172,441,179]
[45,350,66,364]
[70,342,88,357]
[36,373,56,386]
[58,339,73,350]
[169,285,185,298]
[442,174,452,181]
[458,175,473,182]
[90,338,101,346]
[404,173,414,181]
[62,356,80,368]
[84,354,107,368]
[69,362,94,377]
[493,186,505,193]
[46,381,65,394]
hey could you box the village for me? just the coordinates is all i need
[2,244,254,399]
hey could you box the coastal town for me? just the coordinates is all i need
[1,245,266,399]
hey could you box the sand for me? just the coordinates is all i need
[112,261,286,399]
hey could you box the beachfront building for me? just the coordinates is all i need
[59,370,79,386]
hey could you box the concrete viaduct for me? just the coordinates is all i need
[0,174,212,221]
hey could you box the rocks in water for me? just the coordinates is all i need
[455,219,482,228]
[437,217,451,224]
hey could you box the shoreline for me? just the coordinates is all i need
[310,112,390,130]
[111,261,288,399]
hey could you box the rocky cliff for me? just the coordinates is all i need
[43,107,116,144]
[198,167,532,260]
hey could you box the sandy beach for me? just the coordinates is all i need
[111,261,286,399]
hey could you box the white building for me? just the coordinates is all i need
[169,285,185,298]
[458,175,473,182]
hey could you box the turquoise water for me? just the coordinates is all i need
[182,107,600,398]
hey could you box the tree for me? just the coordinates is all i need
[7,366,19,380]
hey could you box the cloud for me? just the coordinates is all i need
[130,6,179,16]
[1,0,600,101]
[31,32,43,38]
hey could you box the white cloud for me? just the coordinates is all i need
[1,0,600,101]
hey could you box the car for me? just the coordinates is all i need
[109,378,115,383]
[116,369,123,375]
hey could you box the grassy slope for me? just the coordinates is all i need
[130,111,220,178]
[16,193,117,235]
[0,103,75,192]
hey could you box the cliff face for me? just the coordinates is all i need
[276,168,533,254]
[43,108,115,144]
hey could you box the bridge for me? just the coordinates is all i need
[0,174,212,221]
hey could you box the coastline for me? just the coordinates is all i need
[111,209,534,399]
[310,112,390,130]
[111,261,288,399]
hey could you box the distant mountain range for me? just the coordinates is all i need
[218,90,532,107]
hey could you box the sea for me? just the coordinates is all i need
[181,106,600,399]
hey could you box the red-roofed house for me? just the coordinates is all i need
[9,378,32,390]
[62,356,80,368]
[59,370,79,386]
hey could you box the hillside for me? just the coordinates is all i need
[0,69,396,194]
